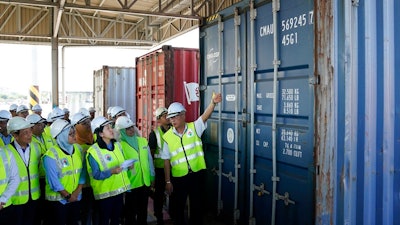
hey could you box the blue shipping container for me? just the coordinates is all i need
[200,0,400,224]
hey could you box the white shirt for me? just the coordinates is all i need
[0,149,21,204]
[160,117,207,160]
[14,141,31,166]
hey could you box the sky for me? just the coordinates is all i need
[0,28,199,94]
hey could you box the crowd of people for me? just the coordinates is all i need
[0,91,222,225]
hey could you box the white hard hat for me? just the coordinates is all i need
[9,104,18,111]
[91,116,112,133]
[115,116,134,130]
[51,107,65,120]
[88,107,96,113]
[63,108,70,114]
[7,116,34,133]
[26,114,46,124]
[0,110,12,121]
[155,107,168,119]
[16,105,29,114]
[46,112,54,123]
[50,119,71,138]
[32,104,42,112]
[107,106,113,116]
[110,106,126,118]
[79,108,90,117]
[167,102,186,119]
[71,112,90,126]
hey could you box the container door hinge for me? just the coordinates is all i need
[309,75,320,85]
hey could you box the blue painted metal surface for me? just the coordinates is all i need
[200,0,400,224]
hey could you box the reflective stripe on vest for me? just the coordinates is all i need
[44,145,83,201]
[6,143,41,205]
[121,138,151,188]
[153,127,165,168]
[0,149,12,208]
[163,122,206,177]
[87,143,130,200]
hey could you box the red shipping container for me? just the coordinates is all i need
[136,45,200,139]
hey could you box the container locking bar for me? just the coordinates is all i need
[275,192,296,206]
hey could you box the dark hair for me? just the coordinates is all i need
[95,125,116,150]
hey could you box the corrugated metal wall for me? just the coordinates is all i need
[200,0,400,224]
[315,0,400,224]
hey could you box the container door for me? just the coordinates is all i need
[93,67,106,117]
[249,1,315,224]
[200,8,248,224]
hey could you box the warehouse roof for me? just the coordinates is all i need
[0,0,242,47]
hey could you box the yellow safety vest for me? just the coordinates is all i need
[0,148,13,208]
[153,127,165,169]
[86,142,130,200]
[6,143,41,205]
[31,135,47,178]
[43,126,56,150]
[44,144,83,201]
[163,122,206,177]
[121,137,152,188]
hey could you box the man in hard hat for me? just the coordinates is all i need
[9,104,18,117]
[161,93,222,225]
[110,106,127,124]
[0,143,21,225]
[31,104,43,116]
[26,113,50,225]
[0,110,13,147]
[88,107,96,121]
[148,107,171,225]
[16,105,29,118]
[4,116,41,225]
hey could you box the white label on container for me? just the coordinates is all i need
[282,88,300,115]
[227,128,234,144]
[226,94,236,101]
[281,128,303,158]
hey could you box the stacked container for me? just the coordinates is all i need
[136,45,200,138]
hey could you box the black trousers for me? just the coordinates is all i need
[13,199,39,225]
[171,170,205,225]
[124,186,149,225]
[0,204,16,225]
[97,193,124,225]
[47,200,82,225]
[153,168,166,223]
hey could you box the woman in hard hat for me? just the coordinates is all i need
[115,116,155,225]
[42,118,86,225]
[86,116,131,225]
[71,112,98,225]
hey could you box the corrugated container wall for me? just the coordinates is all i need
[199,0,400,225]
[136,45,200,139]
[93,66,136,122]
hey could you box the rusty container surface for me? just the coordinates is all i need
[136,45,200,139]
